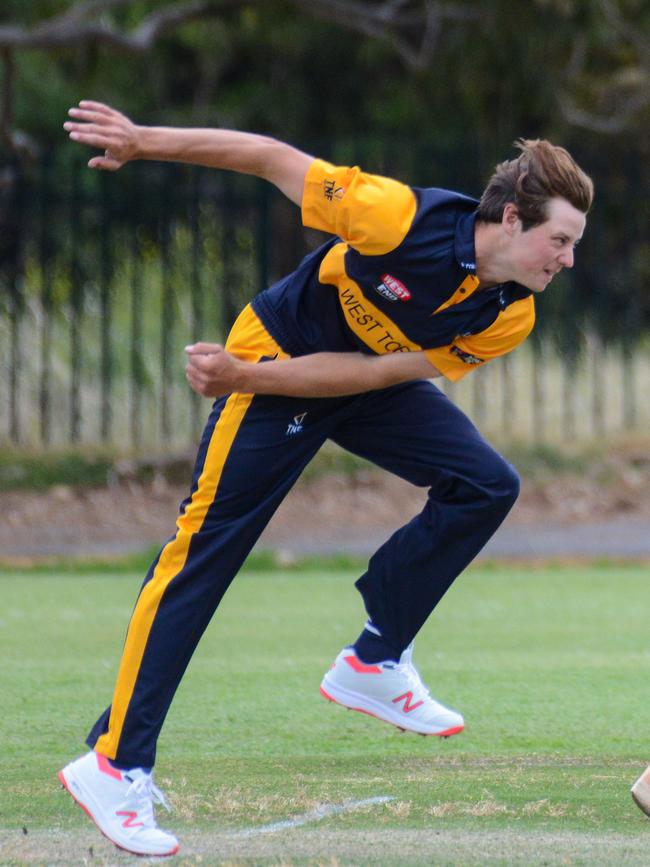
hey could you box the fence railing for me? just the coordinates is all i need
[0,149,648,450]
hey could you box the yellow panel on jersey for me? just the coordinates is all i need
[302,158,418,256]
[425,296,536,382]
[224,304,291,362]
[319,243,424,354]
[95,304,284,760]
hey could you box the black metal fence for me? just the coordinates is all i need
[0,146,648,450]
[0,153,307,449]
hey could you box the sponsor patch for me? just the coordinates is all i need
[374,274,411,303]
[450,345,484,365]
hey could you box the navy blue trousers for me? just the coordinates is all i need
[87,380,519,768]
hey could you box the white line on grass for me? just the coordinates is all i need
[236,795,395,837]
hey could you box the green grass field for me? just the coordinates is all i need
[2,561,650,865]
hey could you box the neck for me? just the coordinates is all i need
[474,219,510,287]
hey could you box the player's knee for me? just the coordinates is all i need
[483,455,520,512]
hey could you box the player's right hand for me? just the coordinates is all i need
[64,101,140,171]
[185,343,245,398]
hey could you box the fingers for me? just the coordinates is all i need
[185,351,221,373]
[184,342,223,355]
[88,156,123,172]
[77,100,118,117]
[66,129,117,148]
[185,363,226,398]
[184,344,234,397]
[64,117,123,151]
[68,108,114,125]
[185,364,206,391]
[65,102,135,166]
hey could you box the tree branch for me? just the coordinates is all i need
[0,0,227,53]
[597,0,650,65]
[557,1,650,134]
[557,88,649,134]
[0,0,479,67]
[292,0,479,71]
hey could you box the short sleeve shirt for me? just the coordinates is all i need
[251,158,535,381]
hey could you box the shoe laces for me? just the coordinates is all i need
[125,774,171,827]
[392,659,431,700]
[396,643,431,697]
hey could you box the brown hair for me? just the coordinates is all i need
[478,139,594,230]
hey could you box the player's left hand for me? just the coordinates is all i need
[184,343,243,397]
[64,101,141,171]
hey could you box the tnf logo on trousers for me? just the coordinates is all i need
[286,412,308,436]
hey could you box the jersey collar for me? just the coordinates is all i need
[454,211,478,275]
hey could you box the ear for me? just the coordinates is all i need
[502,202,521,236]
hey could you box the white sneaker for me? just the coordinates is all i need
[58,751,179,856]
[320,646,464,736]
[631,765,650,817]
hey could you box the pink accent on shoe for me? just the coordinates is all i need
[116,810,144,828]
[320,687,464,738]
[391,691,425,713]
[344,654,382,674]
[320,686,335,702]
[59,769,97,825]
[96,753,123,781]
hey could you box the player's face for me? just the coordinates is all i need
[506,197,586,293]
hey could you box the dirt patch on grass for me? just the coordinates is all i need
[2,440,650,562]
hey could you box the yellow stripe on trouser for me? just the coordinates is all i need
[95,304,284,759]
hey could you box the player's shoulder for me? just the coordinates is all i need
[401,187,478,254]
[412,186,479,214]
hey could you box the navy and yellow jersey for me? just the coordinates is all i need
[251,158,535,381]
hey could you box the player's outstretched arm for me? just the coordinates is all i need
[63,101,312,205]
[184,343,441,398]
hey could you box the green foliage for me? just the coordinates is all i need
[501,441,596,480]
[0,448,115,490]
[2,546,369,575]
[0,438,371,492]
[2,1,649,338]
[6,0,648,149]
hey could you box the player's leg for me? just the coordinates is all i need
[320,379,519,735]
[59,306,341,854]
[60,389,336,854]
[87,393,333,765]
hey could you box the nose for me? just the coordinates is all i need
[558,247,575,269]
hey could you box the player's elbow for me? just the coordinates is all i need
[260,140,313,206]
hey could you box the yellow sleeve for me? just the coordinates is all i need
[301,158,417,256]
[425,296,536,382]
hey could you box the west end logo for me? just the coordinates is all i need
[374,274,411,303]
[286,412,308,436]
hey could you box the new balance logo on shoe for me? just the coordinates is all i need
[116,810,144,828]
[391,691,424,713]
